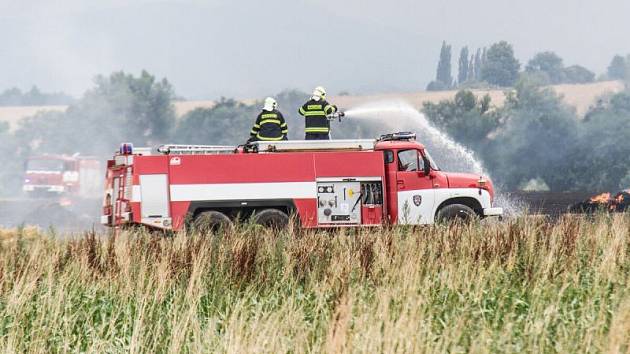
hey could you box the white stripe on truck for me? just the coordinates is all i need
[169,182,317,202]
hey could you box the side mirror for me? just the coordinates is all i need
[422,156,431,176]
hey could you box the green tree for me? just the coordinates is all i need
[458,46,470,85]
[473,48,482,81]
[484,80,579,190]
[423,90,500,149]
[174,99,257,145]
[427,41,453,91]
[437,41,453,87]
[467,55,475,83]
[562,65,595,84]
[607,55,626,80]
[525,51,565,84]
[15,70,176,155]
[481,41,520,87]
[575,90,630,190]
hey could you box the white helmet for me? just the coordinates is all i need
[312,86,326,100]
[263,97,277,111]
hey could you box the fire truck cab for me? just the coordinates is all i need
[101,132,502,231]
[23,154,101,198]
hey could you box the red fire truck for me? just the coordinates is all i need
[23,154,101,199]
[101,132,502,230]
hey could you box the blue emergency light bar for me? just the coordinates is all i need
[119,143,133,155]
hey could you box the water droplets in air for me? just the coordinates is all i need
[343,100,523,217]
[343,101,485,175]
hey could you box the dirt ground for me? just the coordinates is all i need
[0,198,102,231]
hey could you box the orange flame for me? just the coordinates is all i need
[590,192,611,204]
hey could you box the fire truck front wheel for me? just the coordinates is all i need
[253,209,289,230]
[193,211,233,233]
[436,204,477,223]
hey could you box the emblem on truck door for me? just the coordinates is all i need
[169,157,181,166]
[413,195,422,206]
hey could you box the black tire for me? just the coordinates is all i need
[436,204,477,223]
[193,210,232,233]
[253,209,289,229]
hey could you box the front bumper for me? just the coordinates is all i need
[100,212,132,226]
[101,215,111,225]
[483,207,504,217]
[23,185,65,193]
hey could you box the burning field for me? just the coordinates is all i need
[570,190,630,213]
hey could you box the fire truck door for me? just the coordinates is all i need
[139,174,171,223]
[395,149,435,224]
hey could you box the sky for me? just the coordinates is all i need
[1,0,629,100]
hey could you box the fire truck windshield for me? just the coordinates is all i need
[27,159,64,172]
[424,150,441,171]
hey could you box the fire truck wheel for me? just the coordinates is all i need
[436,204,477,223]
[253,209,289,229]
[193,211,233,233]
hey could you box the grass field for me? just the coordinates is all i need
[0,215,628,353]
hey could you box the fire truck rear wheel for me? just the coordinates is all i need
[193,211,233,233]
[436,204,477,223]
[253,209,289,229]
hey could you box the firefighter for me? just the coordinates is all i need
[298,86,338,140]
[248,97,288,142]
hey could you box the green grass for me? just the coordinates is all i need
[0,214,628,353]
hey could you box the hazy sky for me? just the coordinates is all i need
[1,0,629,99]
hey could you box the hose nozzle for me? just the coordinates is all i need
[327,111,345,122]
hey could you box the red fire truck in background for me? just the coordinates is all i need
[23,154,101,199]
[101,132,503,231]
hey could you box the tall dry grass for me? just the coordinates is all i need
[0,214,628,353]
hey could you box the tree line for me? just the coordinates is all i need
[427,41,629,91]
[0,86,75,106]
[1,65,630,196]
[423,78,630,192]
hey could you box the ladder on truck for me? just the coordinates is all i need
[157,144,237,155]
[155,139,380,155]
[253,139,376,152]
[113,167,131,230]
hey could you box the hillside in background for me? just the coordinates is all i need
[0,81,623,131]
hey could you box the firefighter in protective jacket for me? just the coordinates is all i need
[298,86,338,140]
[249,97,288,142]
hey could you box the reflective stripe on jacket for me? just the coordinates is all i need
[298,98,337,134]
[250,110,287,140]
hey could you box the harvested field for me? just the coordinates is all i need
[507,191,598,216]
[0,81,624,131]
[0,215,628,352]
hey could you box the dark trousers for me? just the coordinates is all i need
[305,133,330,140]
